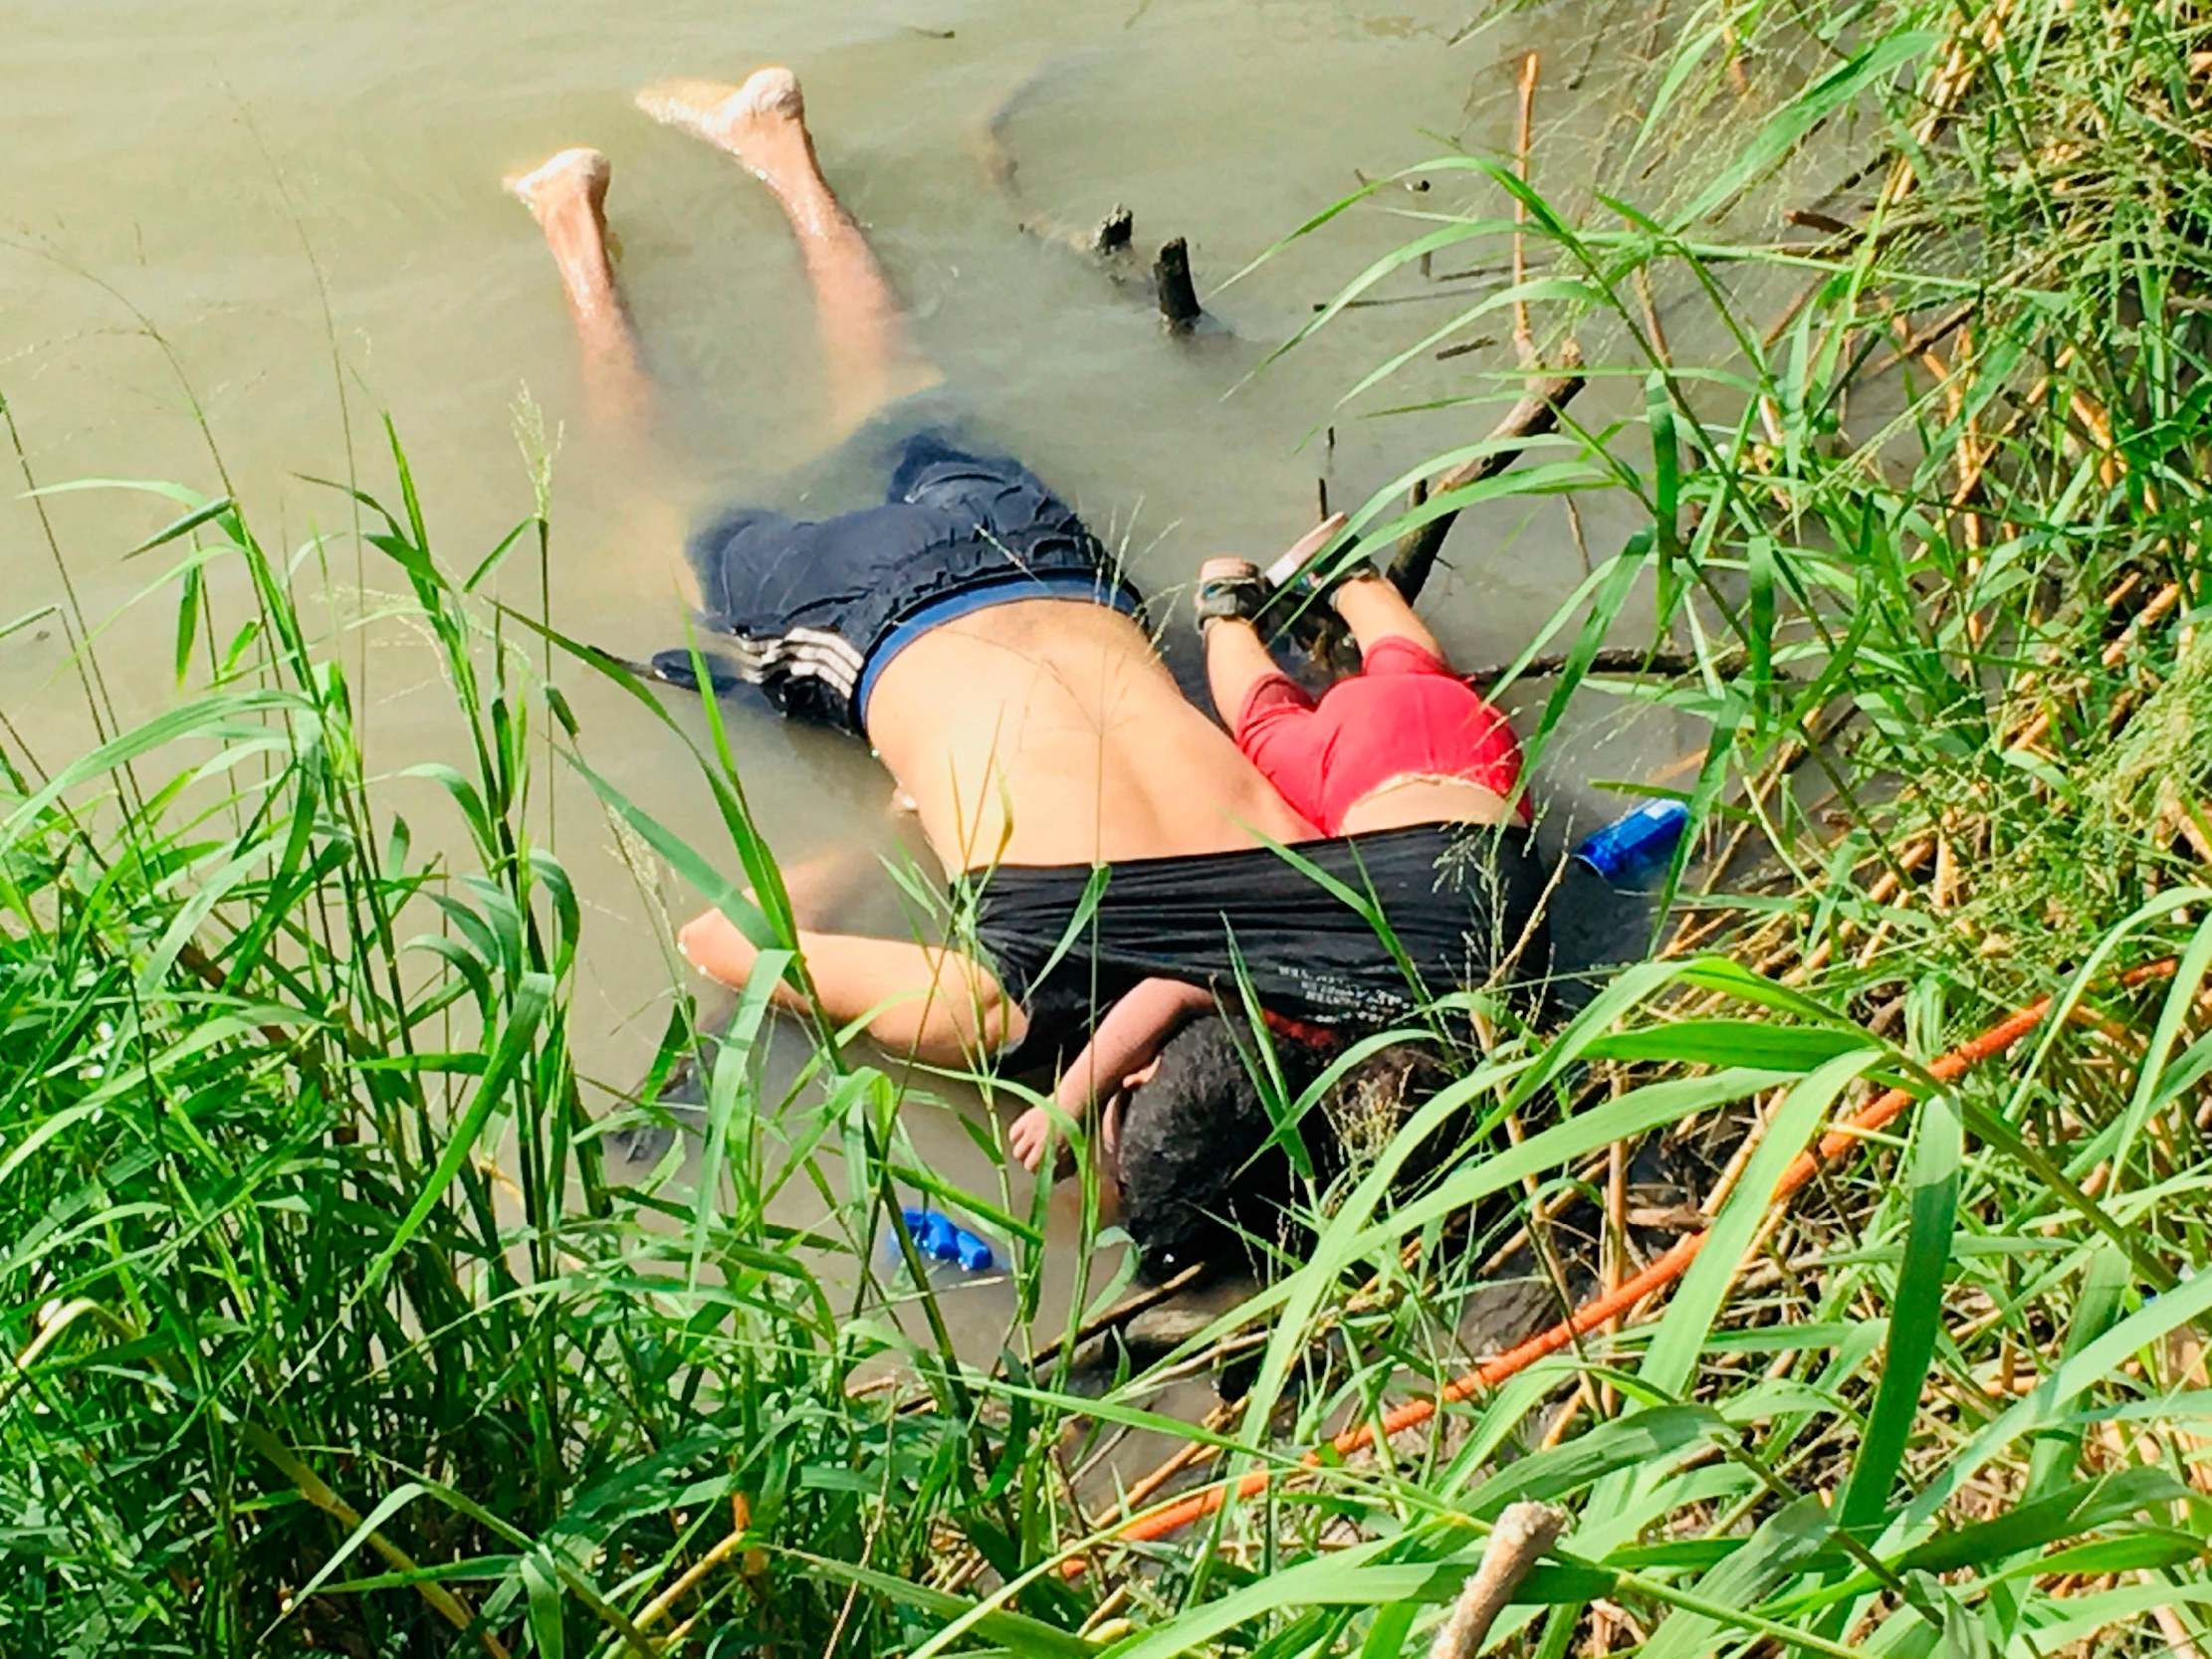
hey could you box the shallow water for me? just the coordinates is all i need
[2,0,1698,1360]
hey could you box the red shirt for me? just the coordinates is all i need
[1233,637,1530,836]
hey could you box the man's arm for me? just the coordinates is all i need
[679,908,1024,1066]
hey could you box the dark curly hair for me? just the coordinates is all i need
[1116,1017,1456,1282]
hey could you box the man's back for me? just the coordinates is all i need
[866,599,1316,870]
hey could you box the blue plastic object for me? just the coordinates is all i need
[1574,799,1689,884]
[923,1212,961,1262]
[897,1207,995,1274]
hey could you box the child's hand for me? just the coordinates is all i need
[677,908,756,987]
[1008,1105,1053,1173]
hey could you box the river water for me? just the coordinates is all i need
[3,0,1694,1361]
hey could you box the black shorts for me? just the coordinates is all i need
[658,420,1146,733]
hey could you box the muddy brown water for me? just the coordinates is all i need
[3,0,1700,1372]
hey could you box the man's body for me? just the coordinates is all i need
[866,598,1307,873]
[512,68,1321,1066]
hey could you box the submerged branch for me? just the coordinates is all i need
[1389,351,1588,601]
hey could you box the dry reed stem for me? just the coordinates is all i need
[1512,52,1540,364]
[1879,0,2018,214]
[1864,298,1980,380]
[1426,1502,1570,1659]
[242,1423,523,1659]
[2012,582,2181,752]
[2008,566,2138,706]
[635,1493,752,1631]
[1078,1584,1133,1638]
[1700,1090,1775,1219]
[1092,1399,1244,1529]
[1539,1388,1588,1449]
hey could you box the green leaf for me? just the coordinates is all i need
[788,1549,1097,1659]
[1580,1019,1876,1069]
[1675,33,1938,222]
[521,1547,565,1659]
[565,750,777,953]
[174,561,201,683]
[2,689,308,841]
[1892,1266,2212,1539]
[266,1478,432,1638]
[688,952,788,1290]
[124,494,236,559]
[1747,532,1777,702]
[1459,1404,1735,1517]
[364,970,553,1289]
[1838,1093,1959,1529]
[1638,1048,1880,1399]
[1642,1496,1835,1659]
[1649,370,1681,569]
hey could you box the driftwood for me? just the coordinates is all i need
[1387,54,1581,602]
[971,63,1222,333]
[1252,364,1587,679]
[1387,349,1587,601]
[971,61,1054,204]
[973,66,1131,257]
[1092,204,1134,257]
[1153,237,1204,332]
[1468,643,1746,686]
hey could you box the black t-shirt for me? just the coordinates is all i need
[965,823,1556,1067]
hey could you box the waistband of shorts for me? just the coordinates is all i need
[855,571,1145,725]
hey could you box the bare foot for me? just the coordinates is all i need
[504,146,611,225]
[636,68,812,184]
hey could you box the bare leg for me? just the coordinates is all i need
[1198,557,1295,724]
[506,148,656,431]
[637,68,939,431]
[1204,617,1285,728]
[1331,571,1448,665]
